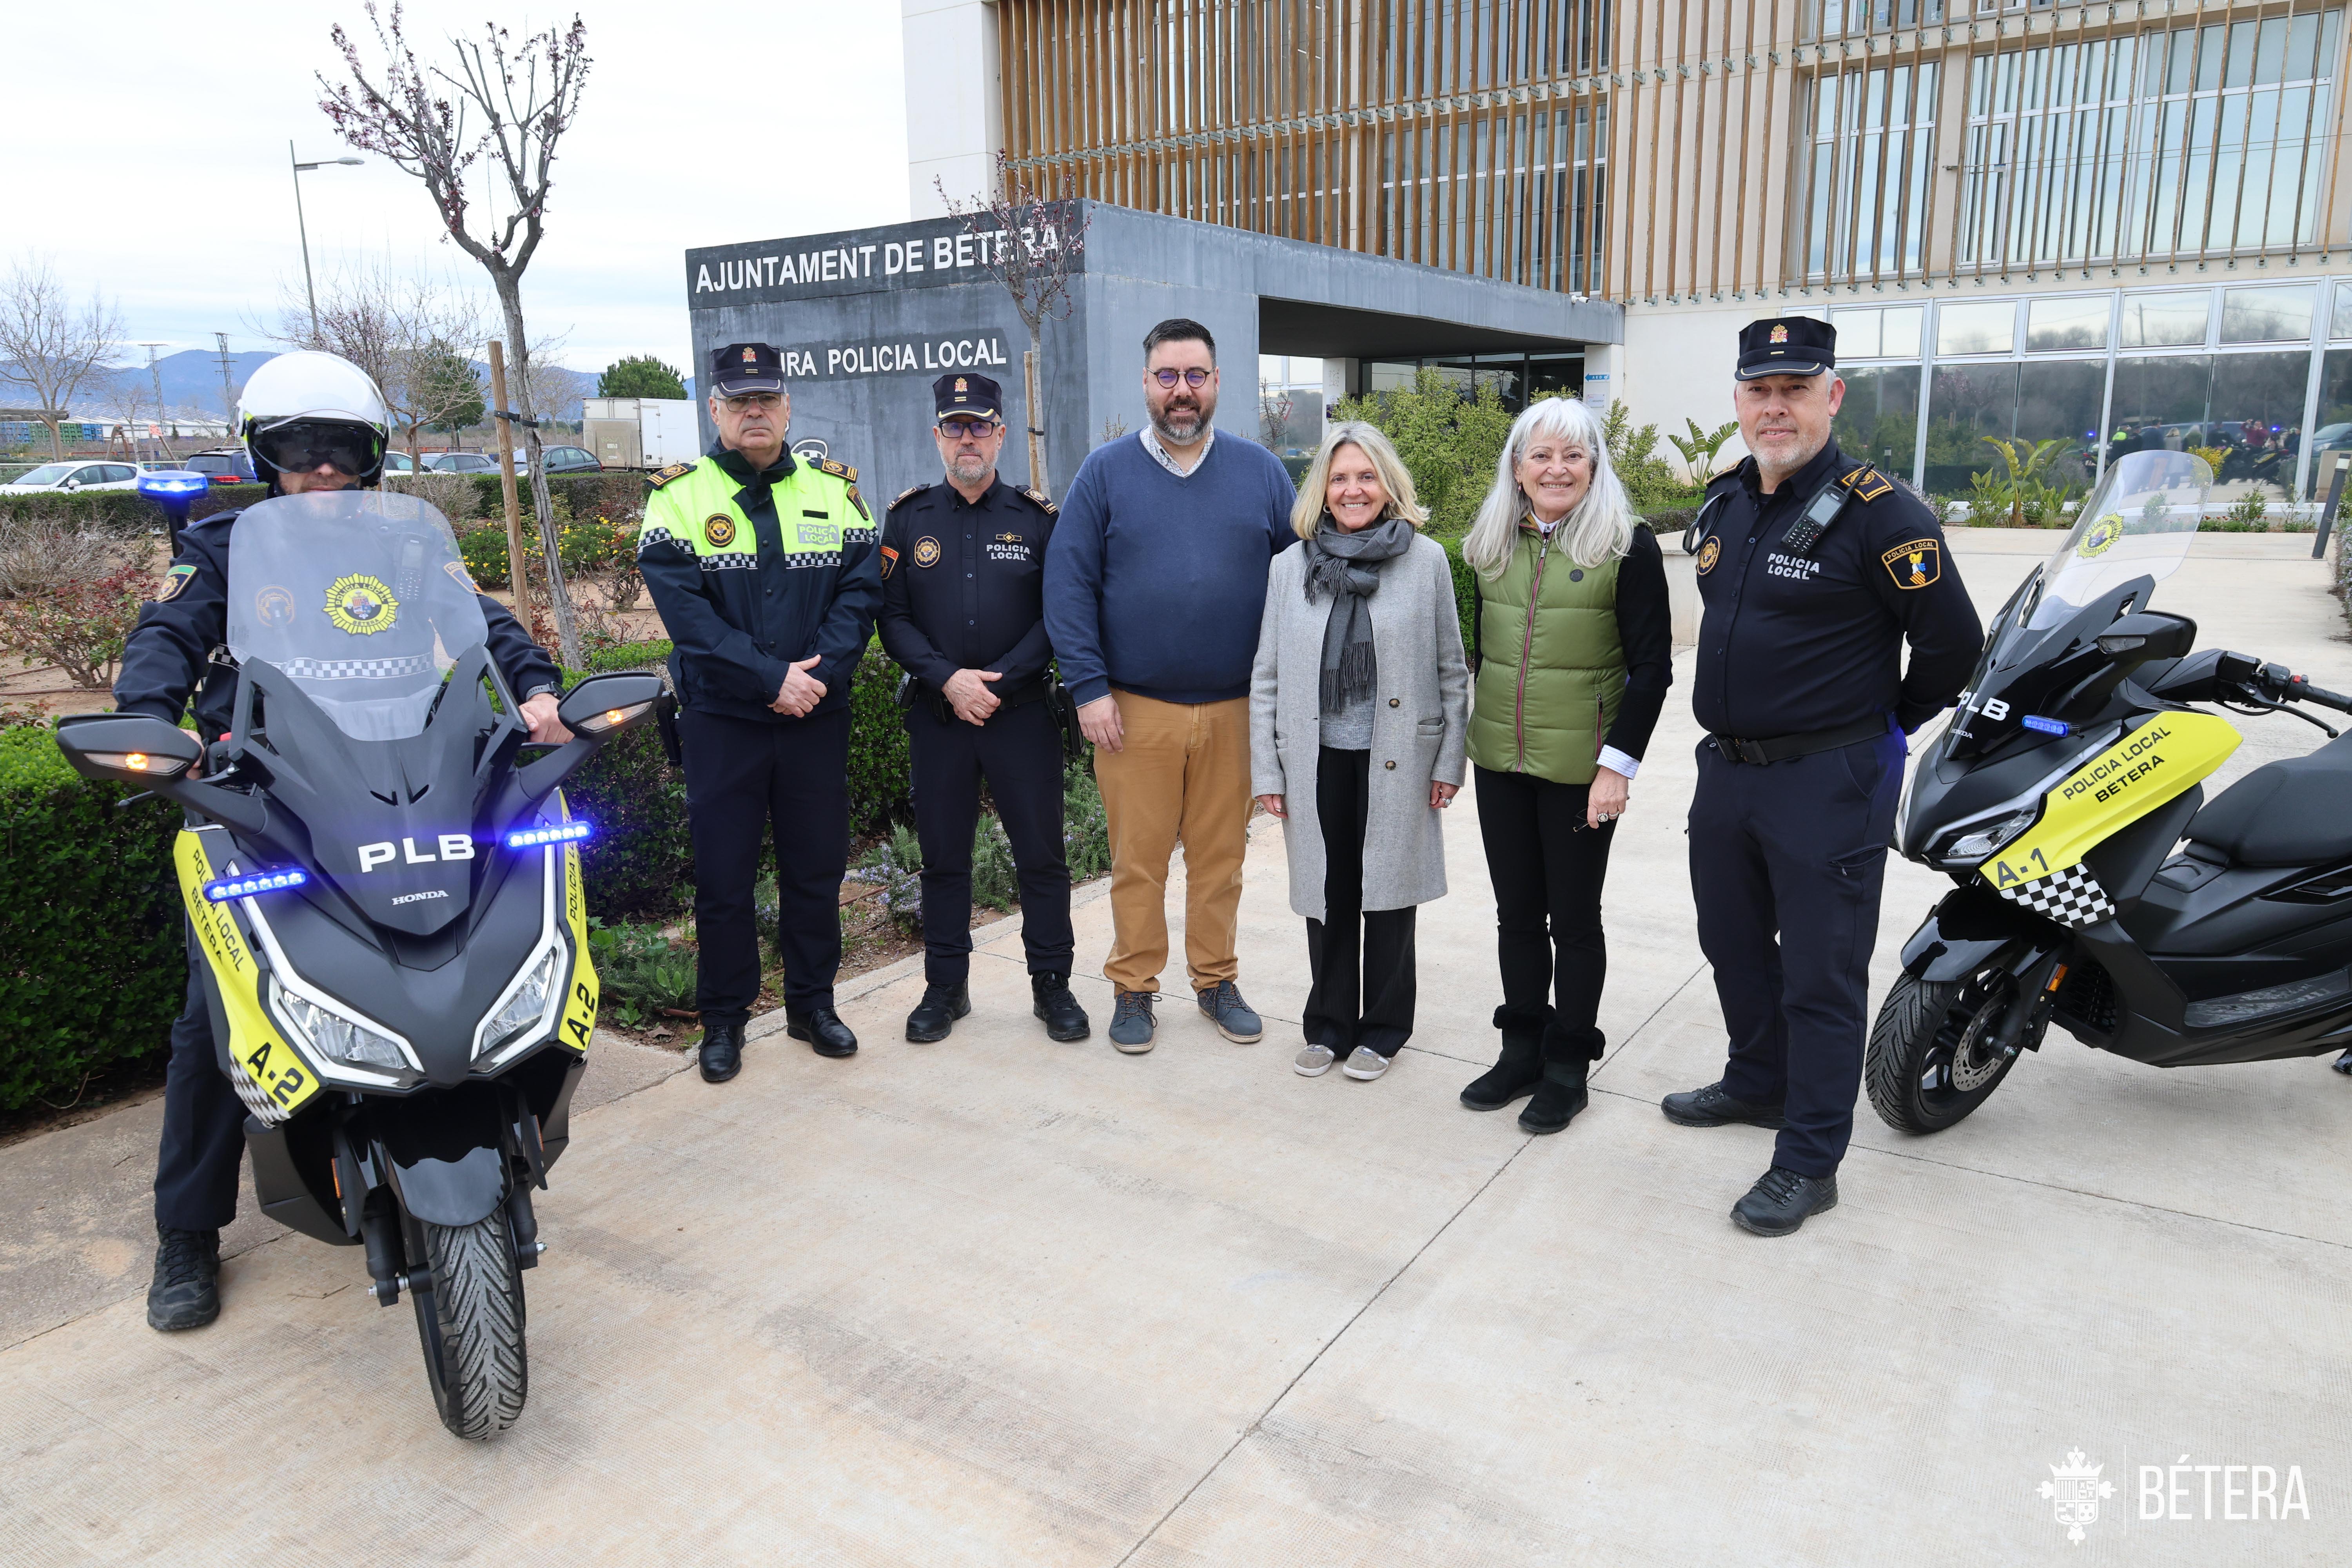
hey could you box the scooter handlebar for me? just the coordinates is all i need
[2255,659,2352,712]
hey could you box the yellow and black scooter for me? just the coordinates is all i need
[1869,450,2352,1132]
[55,489,660,1439]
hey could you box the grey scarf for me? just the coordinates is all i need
[1302,515,1413,713]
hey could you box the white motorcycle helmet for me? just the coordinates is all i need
[238,350,392,486]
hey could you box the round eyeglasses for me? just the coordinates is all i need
[1150,368,1212,389]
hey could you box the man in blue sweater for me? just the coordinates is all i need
[1045,318,1298,1052]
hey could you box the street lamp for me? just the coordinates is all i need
[289,143,364,342]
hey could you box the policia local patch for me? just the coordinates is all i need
[1881,539,1941,590]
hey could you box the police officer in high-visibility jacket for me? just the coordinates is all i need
[637,343,882,1082]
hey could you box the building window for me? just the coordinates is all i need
[1804,64,1940,282]
[2120,290,2212,348]
[1829,304,1924,359]
[1962,13,2343,269]
[1937,299,2017,356]
[2026,296,2113,353]
[2220,284,2319,343]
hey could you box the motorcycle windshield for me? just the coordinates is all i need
[2022,448,2209,634]
[226,490,488,741]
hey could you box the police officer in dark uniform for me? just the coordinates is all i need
[115,350,566,1332]
[879,372,1090,1044]
[1661,317,1983,1236]
[637,343,881,1082]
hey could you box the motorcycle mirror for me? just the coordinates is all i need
[53,713,205,783]
[557,671,664,737]
[2094,610,2197,665]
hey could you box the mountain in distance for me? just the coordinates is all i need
[53,348,599,423]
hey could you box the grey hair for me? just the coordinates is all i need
[1461,396,1636,575]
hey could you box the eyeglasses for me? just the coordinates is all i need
[721,393,783,412]
[249,420,383,477]
[1150,368,1213,389]
[937,417,999,439]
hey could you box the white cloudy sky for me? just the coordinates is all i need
[13,1,910,377]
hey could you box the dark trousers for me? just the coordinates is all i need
[907,698,1074,984]
[1474,765,1617,1053]
[1690,731,1903,1179]
[680,704,851,1019]
[1303,747,1418,1056]
[155,935,245,1231]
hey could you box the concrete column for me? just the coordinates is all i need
[1322,358,1354,417]
[904,0,1003,218]
[1583,343,1618,412]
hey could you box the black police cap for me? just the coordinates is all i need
[1736,316,1837,381]
[933,372,1002,423]
[710,342,786,396]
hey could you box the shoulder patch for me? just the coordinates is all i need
[818,457,858,483]
[1881,538,1942,590]
[1019,485,1059,516]
[646,461,695,490]
[1840,464,1896,503]
[890,483,931,510]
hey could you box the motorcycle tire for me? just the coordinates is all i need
[1865,974,2025,1134]
[412,1207,529,1441]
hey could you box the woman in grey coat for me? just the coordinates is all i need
[1249,422,1471,1081]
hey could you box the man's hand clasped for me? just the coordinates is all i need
[773,655,828,717]
[943,668,1002,726]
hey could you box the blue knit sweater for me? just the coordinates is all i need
[1044,434,1298,706]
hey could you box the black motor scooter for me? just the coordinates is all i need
[57,490,660,1439]
[1869,450,2352,1132]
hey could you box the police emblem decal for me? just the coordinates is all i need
[704,514,737,548]
[443,560,479,594]
[913,536,942,568]
[254,584,298,628]
[2079,512,2125,558]
[1881,538,1940,588]
[324,573,398,635]
[2038,1449,2115,1543]
[156,563,196,602]
[879,544,899,579]
[1769,323,1789,343]
[741,347,757,362]
[1695,536,1722,575]
[954,377,967,392]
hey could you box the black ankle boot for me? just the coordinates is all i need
[1031,972,1090,1041]
[1519,1023,1602,1134]
[1461,1005,1551,1111]
[906,982,970,1042]
[146,1225,221,1331]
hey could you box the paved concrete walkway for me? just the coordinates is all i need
[3,532,2347,1564]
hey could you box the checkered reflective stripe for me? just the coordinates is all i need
[282,654,436,681]
[637,524,678,555]
[226,1053,288,1125]
[1992,862,2115,927]
[697,551,758,572]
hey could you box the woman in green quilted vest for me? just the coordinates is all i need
[1457,397,1672,1134]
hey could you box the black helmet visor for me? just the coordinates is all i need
[250,419,385,479]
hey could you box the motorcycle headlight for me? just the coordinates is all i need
[269,975,410,1072]
[1929,804,2043,868]
[476,944,563,1060]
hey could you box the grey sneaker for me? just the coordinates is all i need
[1109,989,1157,1053]
[1341,1046,1390,1081]
[1294,1043,1336,1076]
[1196,980,1263,1043]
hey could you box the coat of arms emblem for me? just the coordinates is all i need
[1769,323,1789,343]
[2039,1449,2115,1543]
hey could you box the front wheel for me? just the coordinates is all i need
[410,1207,529,1440]
[1865,973,2029,1134]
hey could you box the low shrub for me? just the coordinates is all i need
[584,917,697,1028]
[0,484,264,532]
[0,563,148,688]
[0,519,129,599]
[457,525,512,590]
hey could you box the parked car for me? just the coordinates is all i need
[423,451,501,475]
[380,450,423,477]
[181,447,256,485]
[538,444,603,474]
[0,459,145,494]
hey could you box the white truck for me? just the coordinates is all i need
[582,397,697,470]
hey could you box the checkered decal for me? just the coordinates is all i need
[1992,862,2115,927]
[282,654,436,681]
[637,524,678,556]
[841,526,875,545]
[226,1051,288,1126]
[697,552,759,572]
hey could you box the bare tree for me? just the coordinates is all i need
[0,256,123,460]
[1258,385,1296,452]
[936,152,1091,496]
[319,2,592,666]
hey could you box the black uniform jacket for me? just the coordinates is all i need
[114,505,559,741]
[1690,441,1984,739]
[637,444,882,724]
[877,477,1058,698]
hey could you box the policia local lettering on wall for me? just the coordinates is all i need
[768,334,1013,383]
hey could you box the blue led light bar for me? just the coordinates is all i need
[203,868,310,902]
[506,820,593,849]
[2022,715,2071,736]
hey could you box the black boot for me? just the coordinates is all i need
[786,1007,858,1057]
[698,1017,745,1082]
[1519,1023,1601,1134]
[906,982,971,1042]
[1032,972,1090,1041]
[1461,1005,1550,1111]
[146,1225,221,1332]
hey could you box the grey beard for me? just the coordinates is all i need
[945,454,992,486]
[1151,405,1208,445]
[1755,429,1829,488]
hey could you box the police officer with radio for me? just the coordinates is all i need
[637,343,881,1082]
[1661,317,1983,1236]
[116,350,566,1332]
[879,372,1089,1044]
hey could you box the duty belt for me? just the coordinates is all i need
[1708,715,1888,764]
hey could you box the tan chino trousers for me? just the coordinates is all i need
[1092,691,1252,995]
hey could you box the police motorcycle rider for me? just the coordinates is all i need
[115,350,568,1332]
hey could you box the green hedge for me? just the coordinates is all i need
[0,726,187,1112]
[0,483,266,532]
